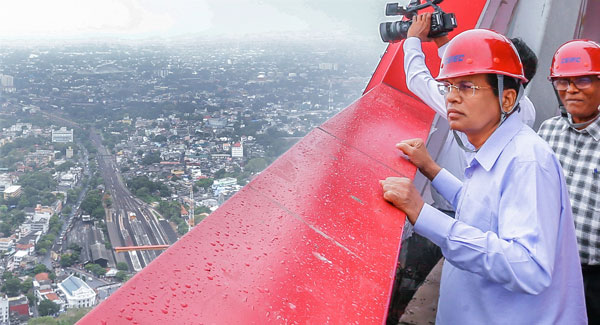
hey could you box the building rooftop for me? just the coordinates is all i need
[60,275,94,297]
[14,250,28,258]
[3,185,21,193]
[44,292,60,302]
[35,272,50,282]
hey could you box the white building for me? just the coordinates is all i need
[0,238,14,252]
[3,185,22,200]
[212,177,238,191]
[0,75,13,87]
[57,275,97,309]
[0,174,12,192]
[13,250,28,264]
[231,143,244,158]
[51,127,74,143]
[29,212,51,234]
[66,147,74,159]
[0,295,8,325]
[0,74,15,93]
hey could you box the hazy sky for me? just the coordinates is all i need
[0,0,406,41]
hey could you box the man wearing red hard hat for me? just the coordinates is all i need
[381,29,587,324]
[538,39,600,323]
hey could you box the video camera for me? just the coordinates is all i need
[380,0,457,42]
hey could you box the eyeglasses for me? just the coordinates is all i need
[437,81,492,97]
[552,76,594,91]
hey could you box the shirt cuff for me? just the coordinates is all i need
[413,203,455,247]
[431,168,462,205]
[403,37,422,52]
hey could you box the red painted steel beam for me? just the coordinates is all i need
[82,85,432,324]
[114,245,170,252]
[80,1,488,323]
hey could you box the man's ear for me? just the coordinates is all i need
[501,88,517,113]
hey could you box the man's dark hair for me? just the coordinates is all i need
[511,37,538,87]
[485,37,538,97]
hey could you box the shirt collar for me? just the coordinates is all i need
[562,115,600,141]
[473,113,523,171]
[582,116,600,141]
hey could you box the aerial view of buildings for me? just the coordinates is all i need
[0,36,380,323]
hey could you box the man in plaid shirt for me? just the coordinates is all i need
[538,39,600,323]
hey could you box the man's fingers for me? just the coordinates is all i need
[396,142,413,155]
[398,138,423,147]
[383,190,400,203]
[397,138,424,156]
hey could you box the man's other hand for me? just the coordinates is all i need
[380,177,424,224]
[407,12,450,48]
[396,138,441,180]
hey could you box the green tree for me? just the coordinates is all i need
[2,278,21,297]
[214,168,226,179]
[21,278,33,293]
[116,262,129,271]
[245,158,268,173]
[38,299,60,316]
[177,222,189,235]
[141,151,161,165]
[69,243,82,252]
[158,201,181,220]
[195,178,214,190]
[26,293,36,306]
[115,271,129,282]
[85,263,107,277]
[29,317,57,325]
[33,264,49,275]
[92,206,106,220]
[197,205,211,214]
[80,190,102,215]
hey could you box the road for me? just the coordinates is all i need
[89,128,177,271]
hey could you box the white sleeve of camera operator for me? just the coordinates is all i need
[403,37,447,117]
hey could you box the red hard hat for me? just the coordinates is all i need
[549,39,600,78]
[437,29,527,83]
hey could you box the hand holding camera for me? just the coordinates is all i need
[380,0,456,43]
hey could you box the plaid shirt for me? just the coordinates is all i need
[538,116,600,265]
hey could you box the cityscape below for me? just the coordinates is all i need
[0,38,382,323]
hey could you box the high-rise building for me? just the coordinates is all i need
[0,295,8,325]
[0,74,15,93]
[231,143,243,158]
[66,146,74,159]
[0,75,13,87]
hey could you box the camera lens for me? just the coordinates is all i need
[379,21,411,43]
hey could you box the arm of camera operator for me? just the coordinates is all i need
[404,13,449,117]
